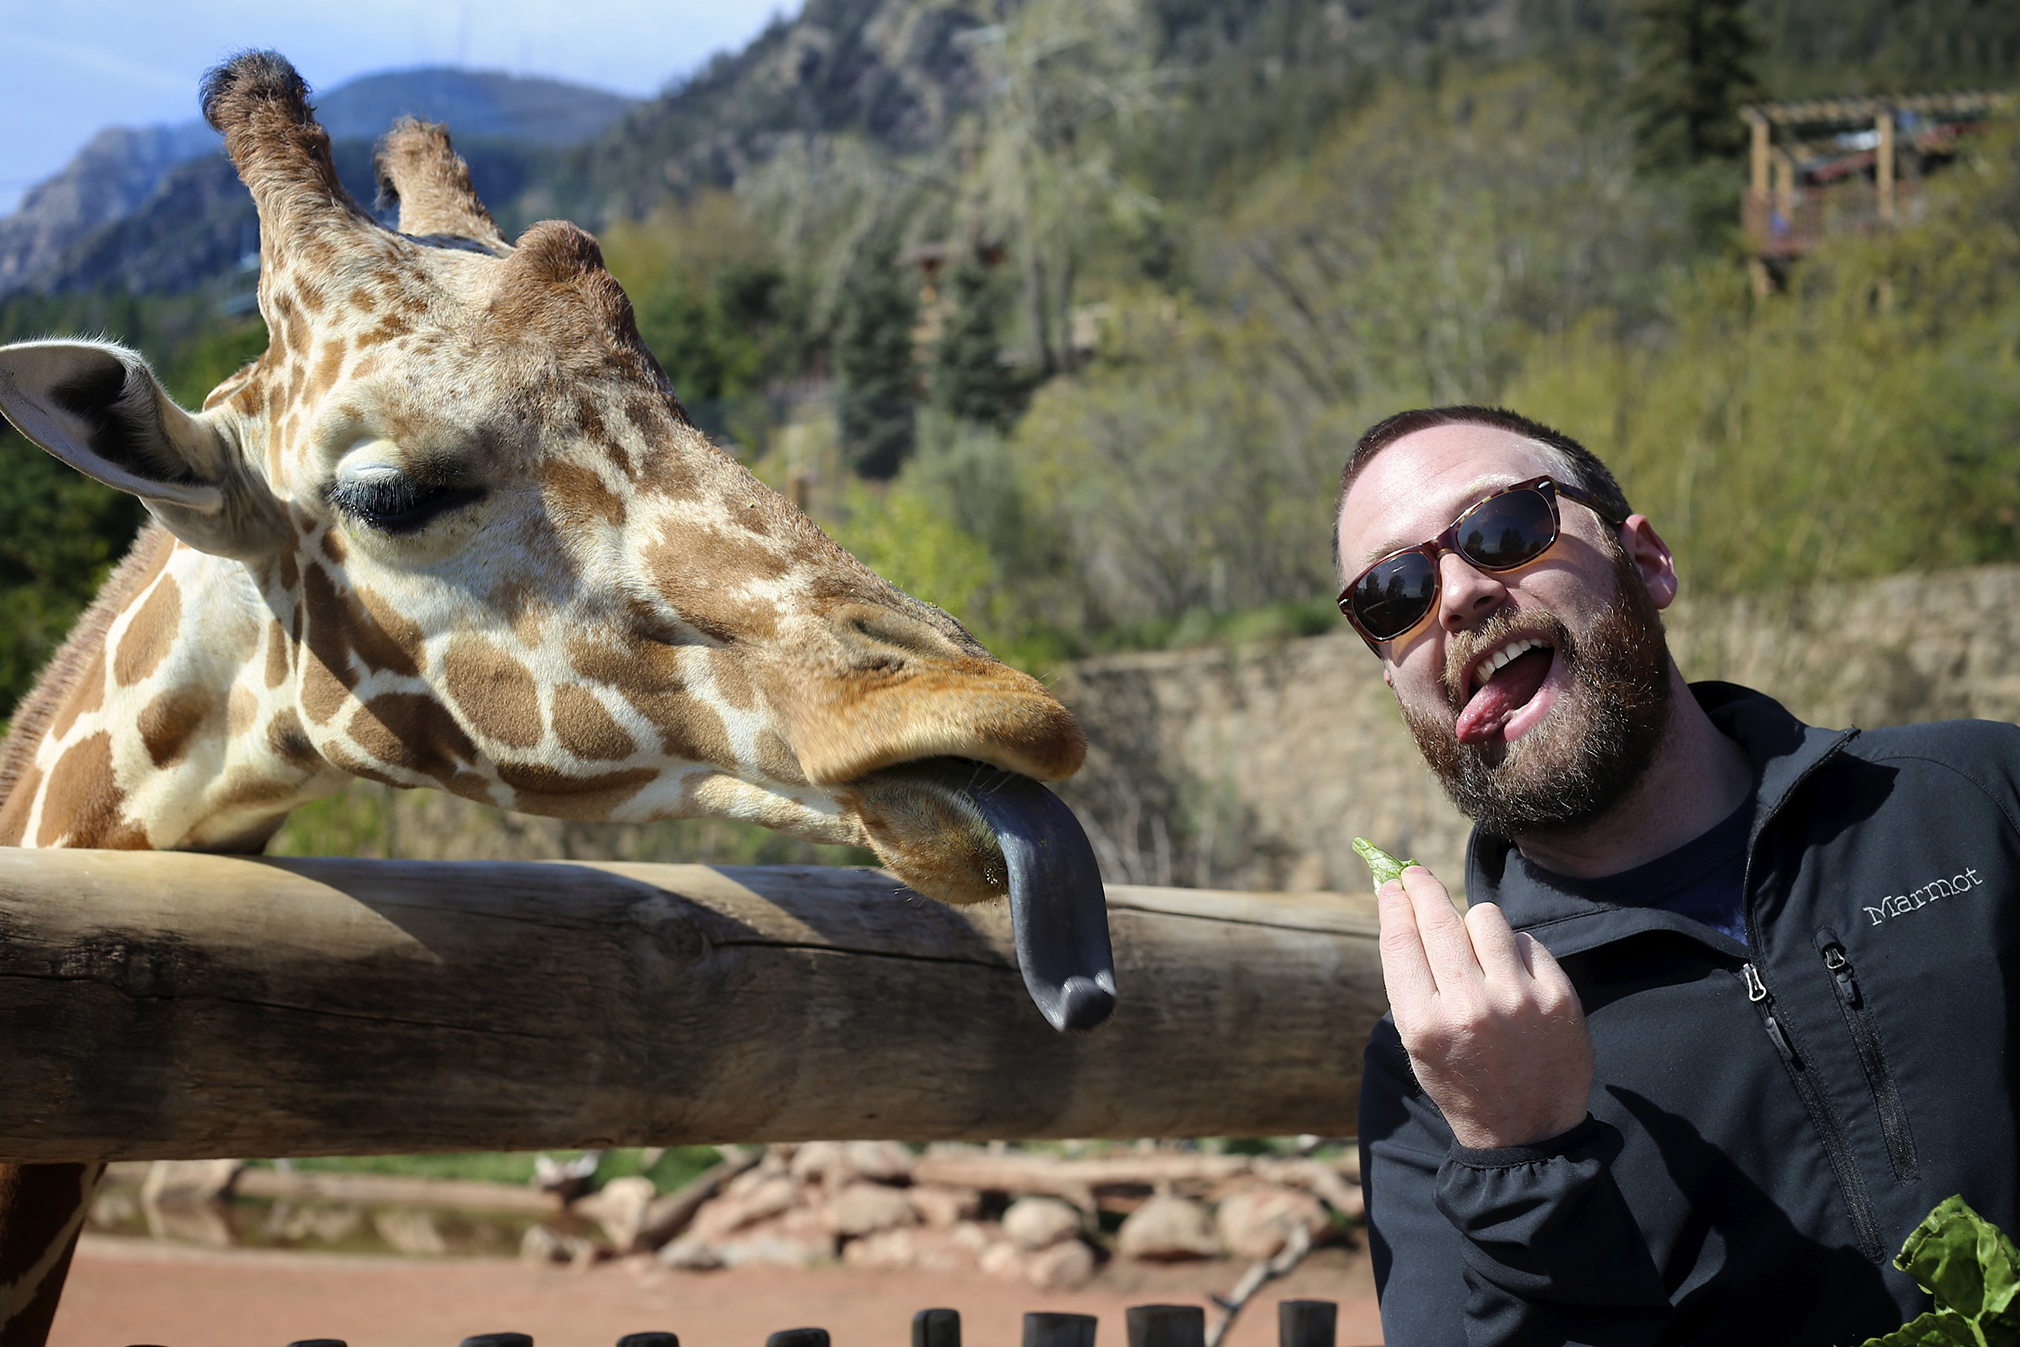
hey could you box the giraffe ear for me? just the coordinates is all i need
[0,339,286,559]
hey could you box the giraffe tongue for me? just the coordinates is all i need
[962,770,1118,1033]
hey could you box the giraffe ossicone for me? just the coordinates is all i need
[0,50,1115,1034]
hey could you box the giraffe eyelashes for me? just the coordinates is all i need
[328,475,485,535]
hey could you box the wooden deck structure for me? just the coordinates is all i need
[1739,90,2014,295]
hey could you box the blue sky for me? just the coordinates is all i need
[0,0,796,213]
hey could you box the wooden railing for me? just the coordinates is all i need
[0,851,1385,1163]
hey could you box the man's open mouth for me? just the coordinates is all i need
[1455,635,1558,745]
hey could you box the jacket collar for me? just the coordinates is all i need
[1465,681,1857,957]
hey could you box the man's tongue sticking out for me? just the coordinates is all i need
[1455,647,1553,745]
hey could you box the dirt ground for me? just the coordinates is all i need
[53,1237,1383,1347]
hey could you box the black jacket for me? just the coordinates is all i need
[1360,682,2020,1345]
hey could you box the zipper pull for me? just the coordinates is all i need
[1743,962,1799,1065]
[1822,942,1862,1008]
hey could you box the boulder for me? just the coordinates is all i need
[692,1173,798,1241]
[1027,1238,1097,1291]
[1116,1194,1221,1261]
[843,1225,984,1273]
[574,1175,659,1252]
[843,1140,914,1184]
[657,1234,723,1270]
[1215,1184,1329,1260]
[979,1239,1028,1280]
[1002,1196,1082,1250]
[713,1207,837,1268]
[907,1184,983,1229]
[788,1141,848,1187]
[828,1181,918,1238]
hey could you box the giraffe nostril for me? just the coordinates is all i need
[830,603,962,672]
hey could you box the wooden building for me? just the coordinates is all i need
[1740,90,2013,295]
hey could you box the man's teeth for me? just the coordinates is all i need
[1473,637,1551,689]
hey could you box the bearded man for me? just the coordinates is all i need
[1339,406,2020,1345]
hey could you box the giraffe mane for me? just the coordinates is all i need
[0,524,174,816]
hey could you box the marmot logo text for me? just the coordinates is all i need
[1864,867,1982,927]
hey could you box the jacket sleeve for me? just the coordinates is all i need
[1361,1016,1671,1346]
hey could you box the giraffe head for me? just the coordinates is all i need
[0,52,1114,1031]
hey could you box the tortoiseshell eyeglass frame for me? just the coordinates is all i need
[1337,475,1629,651]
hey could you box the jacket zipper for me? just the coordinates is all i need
[1819,936,1919,1183]
[1741,961,1886,1261]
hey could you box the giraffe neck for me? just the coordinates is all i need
[0,1162,101,1347]
[0,522,343,852]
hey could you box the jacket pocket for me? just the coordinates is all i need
[1817,926,1919,1183]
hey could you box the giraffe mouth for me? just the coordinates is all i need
[843,758,1117,1033]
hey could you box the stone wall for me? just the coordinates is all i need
[1050,565,2020,896]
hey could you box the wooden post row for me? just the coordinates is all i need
[0,852,1384,1161]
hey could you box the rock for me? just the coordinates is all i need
[521,1222,604,1266]
[713,1207,836,1268]
[574,1175,658,1252]
[1002,1196,1081,1251]
[788,1141,848,1187]
[140,1159,243,1205]
[843,1140,914,1184]
[979,1239,1028,1280]
[692,1174,798,1240]
[1116,1194,1220,1261]
[827,1181,918,1237]
[843,1225,983,1272]
[1216,1184,1329,1260]
[1026,1238,1096,1291]
[658,1234,722,1270]
[374,1208,448,1257]
[950,1221,995,1256]
[907,1184,982,1229]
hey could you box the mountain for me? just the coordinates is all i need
[0,123,220,295]
[0,67,635,300]
[558,0,1007,220]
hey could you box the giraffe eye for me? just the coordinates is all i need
[330,473,484,535]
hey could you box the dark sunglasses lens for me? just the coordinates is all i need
[1350,552,1439,640]
[1457,489,1557,570]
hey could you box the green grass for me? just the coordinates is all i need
[254,1146,725,1194]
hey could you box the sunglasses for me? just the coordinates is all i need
[1338,475,1627,646]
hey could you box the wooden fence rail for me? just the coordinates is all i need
[0,852,1385,1163]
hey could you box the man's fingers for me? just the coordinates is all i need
[1401,865,1480,981]
[1464,901,1527,978]
[1517,931,1587,1019]
[1376,879,1441,1010]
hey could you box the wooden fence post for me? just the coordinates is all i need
[1127,1304,1206,1347]
[914,1309,961,1347]
[1277,1300,1337,1347]
[767,1330,829,1347]
[1024,1312,1099,1347]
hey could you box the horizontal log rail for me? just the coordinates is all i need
[0,852,1384,1162]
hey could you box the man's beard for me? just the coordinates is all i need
[1400,548,1673,839]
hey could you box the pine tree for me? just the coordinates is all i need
[1629,0,1765,172]
[835,235,920,480]
[933,256,1026,432]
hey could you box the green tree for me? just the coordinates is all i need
[835,234,919,480]
[933,256,1025,431]
[1629,0,1764,172]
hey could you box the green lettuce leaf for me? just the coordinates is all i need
[1855,1197,2020,1347]
[1352,837,1419,895]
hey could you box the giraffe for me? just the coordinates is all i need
[0,51,1116,1346]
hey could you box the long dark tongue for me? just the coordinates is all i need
[962,769,1118,1033]
[1455,647,1553,745]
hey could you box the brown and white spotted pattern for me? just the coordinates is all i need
[0,52,1098,1347]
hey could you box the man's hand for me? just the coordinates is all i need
[1378,865,1593,1149]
